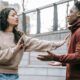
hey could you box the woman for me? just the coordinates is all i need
[0,8,68,80]
[37,1,80,80]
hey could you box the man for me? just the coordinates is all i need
[37,1,80,80]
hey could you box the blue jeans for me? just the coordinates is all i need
[0,73,19,80]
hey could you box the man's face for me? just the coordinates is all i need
[67,6,78,25]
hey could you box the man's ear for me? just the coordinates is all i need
[76,12,80,17]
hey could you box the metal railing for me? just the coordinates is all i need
[19,0,77,34]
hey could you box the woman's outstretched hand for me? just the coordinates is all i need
[37,51,54,61]
[48,62,62,66]
[64,33,70,41]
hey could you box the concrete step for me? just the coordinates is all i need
[19,65,66,80]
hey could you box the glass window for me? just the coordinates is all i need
[57,3,67,30]
[26,12,37,34]
[18,14,23,31]
[40,7,53,33]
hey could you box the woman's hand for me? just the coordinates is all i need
[64,33,70,42]
[15,36,25,52]
[48,62,62,66]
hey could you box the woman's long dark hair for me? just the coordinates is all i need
[0,8,23,44]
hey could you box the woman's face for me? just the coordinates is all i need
[7,10,19,27]
[67,6,78,25]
